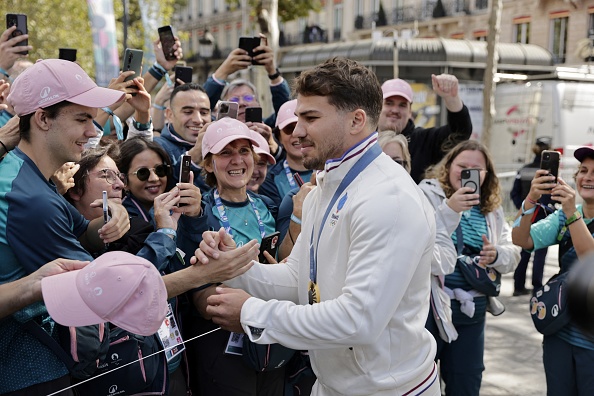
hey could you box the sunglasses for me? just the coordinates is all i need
[88,169,127,185]
[228,94,255,103]
[281,123,296,135]
[130,164,169,181]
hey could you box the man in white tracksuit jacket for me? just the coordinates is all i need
[203,58,440,396]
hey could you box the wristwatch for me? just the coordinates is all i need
[268,68,281,80]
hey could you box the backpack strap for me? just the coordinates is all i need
[558,217,594,263]
[21,319,76,371]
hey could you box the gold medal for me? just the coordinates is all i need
[308,280,320,304]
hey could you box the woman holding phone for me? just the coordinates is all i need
[419,140,520,395]
[512,147,594,395]
[176,117,285,396]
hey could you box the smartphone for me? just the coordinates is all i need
[238,36,262,65]
[293,172,305,187]
[6,14,28,56]
[102,191,111,224]
[245,107,262,123]
[259,231,281,264]
[540,150,560,188]
[122,48,143,82]
[216,101,239,120]
[461,168,481,199]
[174,65,193,87]
[59,48,77,62]
[158,25,177,61]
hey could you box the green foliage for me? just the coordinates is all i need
[228,0,322,23]
[0,0,179,79]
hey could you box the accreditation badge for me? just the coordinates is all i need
[308,280,320,304]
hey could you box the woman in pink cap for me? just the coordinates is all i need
[176,117,287,396]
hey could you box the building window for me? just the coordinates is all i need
[474,30,487,41]
[513,21,530,44]
[333,4,343,41]
[549,16,568,63]
[475,0,488,10]
[198,0,204,16]
[589,12,594,37]
[355,0,363,16]
[213,0,221,13]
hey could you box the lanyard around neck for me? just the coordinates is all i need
[213,189,266,238]
[283,160,297,188]
[308,143,382,284]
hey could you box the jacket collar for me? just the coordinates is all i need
[162,124,194,148]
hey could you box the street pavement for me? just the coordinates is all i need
[478,246,561,395]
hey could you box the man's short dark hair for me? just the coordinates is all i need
[18,101,72,142]
[169,83,207,108]
[292,57,383,129]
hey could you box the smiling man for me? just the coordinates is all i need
[377,75,472,183]
[155,82,211,192]
[202,57,440,396]
[0,59,130,395]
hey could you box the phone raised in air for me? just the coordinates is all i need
[461,168,481,199]
[158,25,177,61]
[174,66,193,87]
[59,48,77,62]
[216,101,239,120]
[259,231,281,264]
[245,107,262,123]
[122,48,143,82]
[6,14,28,55]
[540,150,560,188]
[238,36,263,65]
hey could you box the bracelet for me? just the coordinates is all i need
[147,66,164,80]
[290,213,302,225]
[153,62,168,74]
[152,103,166,111]
[526,196,538,205]
[132,118,152,131]
[521,200,536,216]
[157,227,177,239]
[565,210,582,226]
[288,228,296,245]
[268,68,281,80]
[0,67,9,79]
[0,140,8,155]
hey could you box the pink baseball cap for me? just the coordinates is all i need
[381,79,414,103]
[251,131,276,165]
[276,99,298,130]
[7,59,125,116]
[41,252,168,337]
[202,117,260,156]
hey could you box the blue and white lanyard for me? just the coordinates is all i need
[283,160,297,188]
[213,189,266,238]
[309,144,382,283]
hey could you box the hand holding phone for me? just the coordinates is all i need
[238,36,263,65]
[122,48,144,82]
[174,66,193,87]
[245,107,263,123]
[102,191,111,224]
[217,101,239,120]
[59,48,77,62]
[178,155,191,207]
[540,150,560,189]
[259,232,281,264]
[461,169,481,199]
[158,25,177,61]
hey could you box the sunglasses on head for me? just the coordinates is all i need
[228,94,255,103]
[130,164,169,181]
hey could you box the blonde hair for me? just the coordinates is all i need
[425,140,501,215]
[378,131,411,173]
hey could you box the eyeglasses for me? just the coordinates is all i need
[281,124,296,135]
[88,169,127,185]
[228,94,255,103]
[394,159,409,167]
[130,164,169,181]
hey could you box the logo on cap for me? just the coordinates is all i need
[40,87,51,99]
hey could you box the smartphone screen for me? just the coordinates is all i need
[122,48,143,82]
[245,107,262,123]
[174,66,193,87]
[158,25,177,61]
[217,101,239,120]
[6,14,28,55]
[59,48,77,62]
[259,232,280,264]
[461,169,481,199]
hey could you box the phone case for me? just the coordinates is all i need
[238,36,262,65]
[6,14,28,55]
[179,155,191,183]
[461,169,481,196]
[122,48,143,82]
[245,107,262,123]
[540,150,560,181]
[174,66,193,86]
[259,232,281,263]
[59,48,77,62]
[158,26,177,61]
[217,102,239,120]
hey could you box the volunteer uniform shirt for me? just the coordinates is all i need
[259,161,313,207]
[0,147,92,393]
